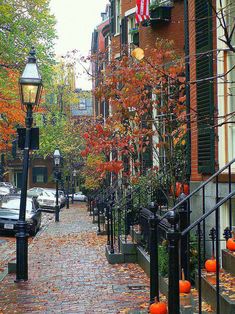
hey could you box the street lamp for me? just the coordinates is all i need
[71,169,76,204]
[53,149,61,222]
[16,47,43,282]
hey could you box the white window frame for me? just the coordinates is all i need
[115,0,121,35]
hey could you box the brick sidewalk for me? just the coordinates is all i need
[0,203,150,314]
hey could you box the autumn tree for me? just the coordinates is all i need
[0,0,56,166]
[81,39,187,200]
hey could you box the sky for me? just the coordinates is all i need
[50,0,109,90]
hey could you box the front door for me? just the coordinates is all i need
[14,172,22,189]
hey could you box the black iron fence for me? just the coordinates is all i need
[89,158,235,313]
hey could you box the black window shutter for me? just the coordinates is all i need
[110,0,116,36]
[195,0,214,174]
[43,167,48,183]
[121,17,128,45]
[32,167,38,183]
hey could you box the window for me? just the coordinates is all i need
[116,0,121,34]
[32,167,48,183]
[227,0,235,47]
[79,99,86,110]
[228,52,235,160]
[128,15,136,44]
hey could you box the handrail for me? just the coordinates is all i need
[159,157,235,223]
[181,189,235,236]
[139,207,170,231]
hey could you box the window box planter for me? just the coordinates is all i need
[150,6,172,23]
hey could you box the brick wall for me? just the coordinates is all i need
[111,0,185,56]
[140,1,185,55]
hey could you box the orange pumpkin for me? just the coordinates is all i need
[149,297,168,314]
[226,232,235,251]
[205,257,218,272]
[171,182,189,197]
[179,269,191,293]
[227,238,235,251]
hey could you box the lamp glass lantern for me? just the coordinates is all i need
[19,48,43,110]
[53,149,61,166]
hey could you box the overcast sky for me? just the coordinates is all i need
[50,0,109,90]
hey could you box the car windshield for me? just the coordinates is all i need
[41,191,54,197]
[0,198,33,211]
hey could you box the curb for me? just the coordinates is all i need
[0,269,8,282]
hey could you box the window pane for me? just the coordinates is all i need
[32,167,47,183]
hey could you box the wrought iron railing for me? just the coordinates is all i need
[154,157,235,313]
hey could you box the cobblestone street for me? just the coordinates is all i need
[0,203,150,314]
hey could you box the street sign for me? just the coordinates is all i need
[17,127,39,150]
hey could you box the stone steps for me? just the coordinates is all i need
[197,248,235,313]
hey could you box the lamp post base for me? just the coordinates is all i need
[15,220,28,282]
[55,205,60,222]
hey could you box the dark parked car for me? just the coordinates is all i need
[0,182,17,193]
[0,195,42,236]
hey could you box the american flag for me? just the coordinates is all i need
[135,0,150,24]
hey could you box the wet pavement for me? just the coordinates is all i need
[0,203,150,313]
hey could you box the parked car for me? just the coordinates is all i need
[37,190,64,209]
[0,182,17,193]
[0,195,41,235]
[69,192,87,202]
[0,187,11,199]
[43,188,66,207]
[27,187,45,198]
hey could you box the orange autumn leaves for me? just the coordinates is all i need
[81,123,125,182]
[0,68,24,150]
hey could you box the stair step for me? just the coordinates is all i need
[199,269,235,314]
[222,249,235,275]
[180,292,216,313]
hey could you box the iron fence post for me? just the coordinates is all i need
[117,206,121,252]
[167,210,180,314]
[149,213,159,303]
[97,200,101,234]
[177,193,190,280]
[106,201,110,246]
[110,202,114,253]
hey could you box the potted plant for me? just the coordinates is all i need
[149,0,173,23]
[129,27,139,46]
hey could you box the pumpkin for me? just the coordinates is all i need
[205,257,218,272]
[171,182,189,197]
[179,269,191,293]
[149,297,168,314]
[226,232,235,251]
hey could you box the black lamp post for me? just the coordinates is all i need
[53,148,61,222]
[72,169,76,204]
[66,175,70,209]
[16,47,43,282]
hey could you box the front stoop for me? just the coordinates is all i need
[105,245,125,264]
[130,226,142,244]
[105,236,138,264]
[137,246,150,277]
[199,271,235,314]
[222,249,235,276]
